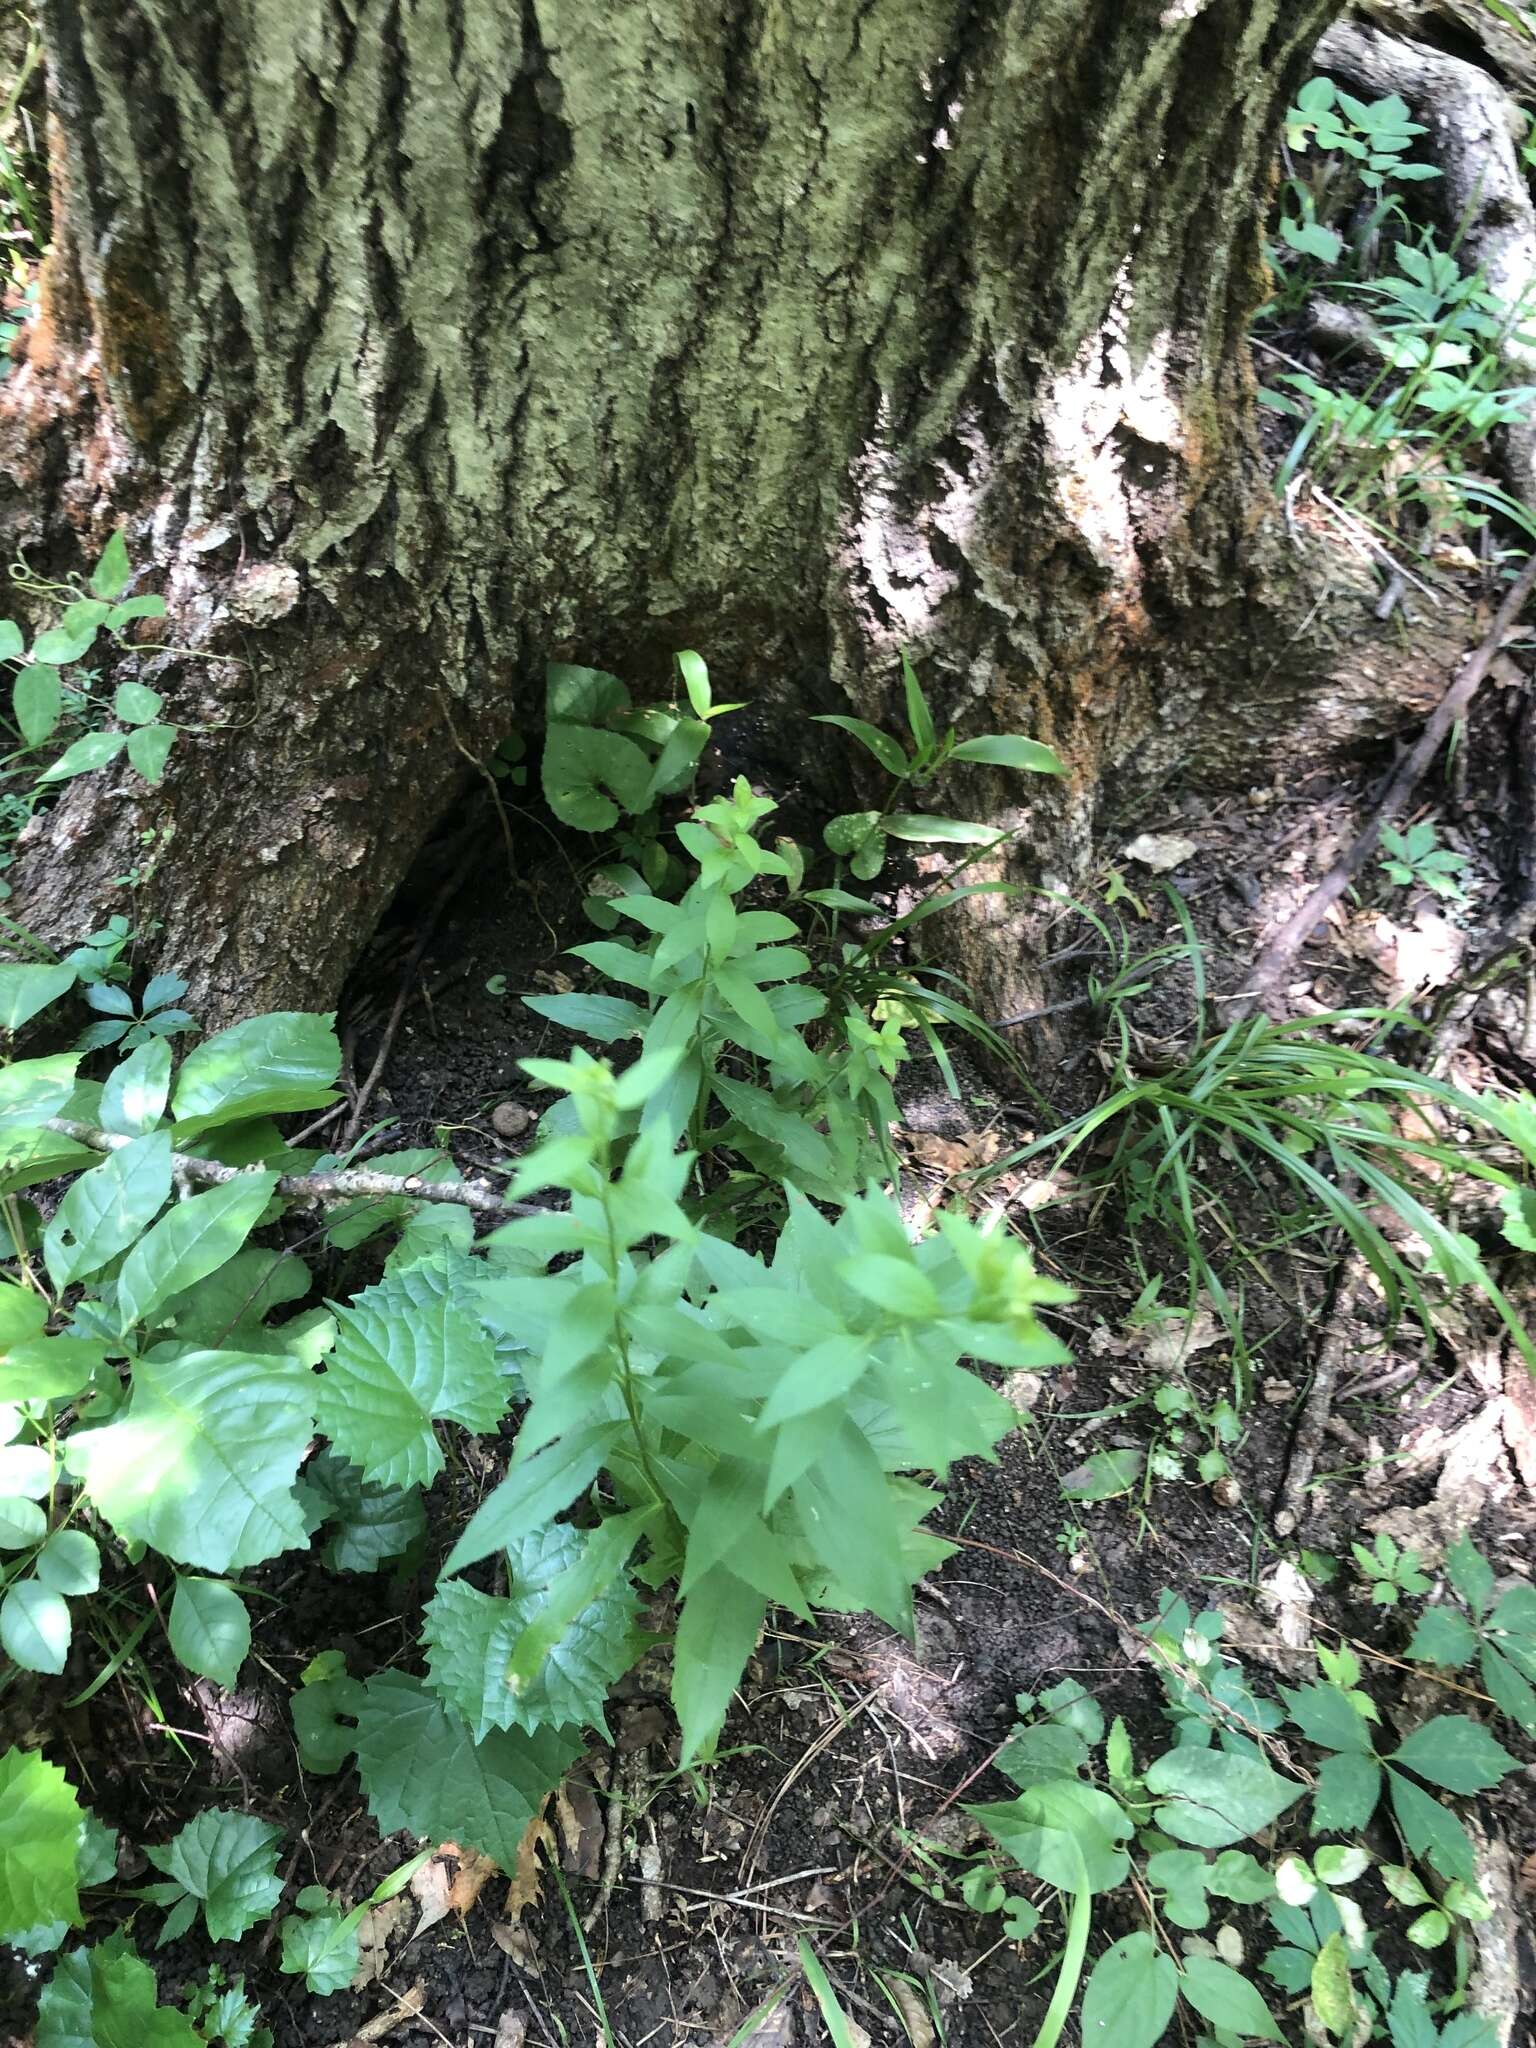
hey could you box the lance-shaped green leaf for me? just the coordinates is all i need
[0,962,76,1031]
[0,1747,82,1941]
[43,1133,172,1288]
[422,1520,639,1739]
[99,1040,172,1138]
[353,1671,581,1871]
[115,1172,279,1332]
[144,1810,282,1945]
[315,1255,509,1488]
[442,1420,622,1576]
[65,1350,314,1571]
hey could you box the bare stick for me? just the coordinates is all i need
[1244,552,1536,1015]
[45,1117,545,1219]
[1275,1248,1369,1536]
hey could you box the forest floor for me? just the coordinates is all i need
[8,664,1532,2048]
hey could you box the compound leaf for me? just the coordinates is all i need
[144,1810,282,1945]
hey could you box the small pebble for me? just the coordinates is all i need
[491,1099,532,1139]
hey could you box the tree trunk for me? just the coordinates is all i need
[4,0,1394,1025]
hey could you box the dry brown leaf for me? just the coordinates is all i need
[1520,1848,1536,1898]
[408,1851,454,1942]
[1346,909,1464,1001]
[447,1844,500,1914]
[886,1977,937,2048]
[489,1918,539,1969]
[1504,1351,1536,1496]
[493,2013,529,2048]
[350,1893,410,1988]
[1136,1302,1223,1371]
[555,1780,604,1879]
[906,1128,1003,1174]
[502,1801,555,1926]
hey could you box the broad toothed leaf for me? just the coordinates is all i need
[353,1671,581,1870]
[422,1521,638,1739]
[316,1254,509,1488]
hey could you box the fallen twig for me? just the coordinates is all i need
[1276,1247,1370,1536]
[1242,551,1536,1015]
[44,1117,545,1219]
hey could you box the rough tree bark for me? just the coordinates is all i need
[4,0,1438,1026]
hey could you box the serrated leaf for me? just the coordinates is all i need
[279,1902,361,1994]
[1405,1606,1479,1670]
[1180,1954,1281,2039]
[1281,1680,1375,1754]
[0,1747,82,1940]
[1313,1751,1382,1833]
[353,1670,581,1869]
[1,1581,71,1673]
[1387,1767,1476,1882]
[65,1350,314,1571]
[1144,1747,1302,1847]
[1446,1534,1495,1614]
[1079,1932,1178,2048]
[304,1452,425,1573]
[145,1810,282,1943]
[170,1013,340,1135]
[316,1255,508,1488]
[43,1132,172,1288]
[37,1938,204,2048]
[1390,1716,1516,1793]
[423,1522,638,1739]
[168,1577,249,1689]
[115,1172,278,1332]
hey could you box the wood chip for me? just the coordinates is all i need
[329,1977,426,2047]
[1504,1350,1536,1496]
